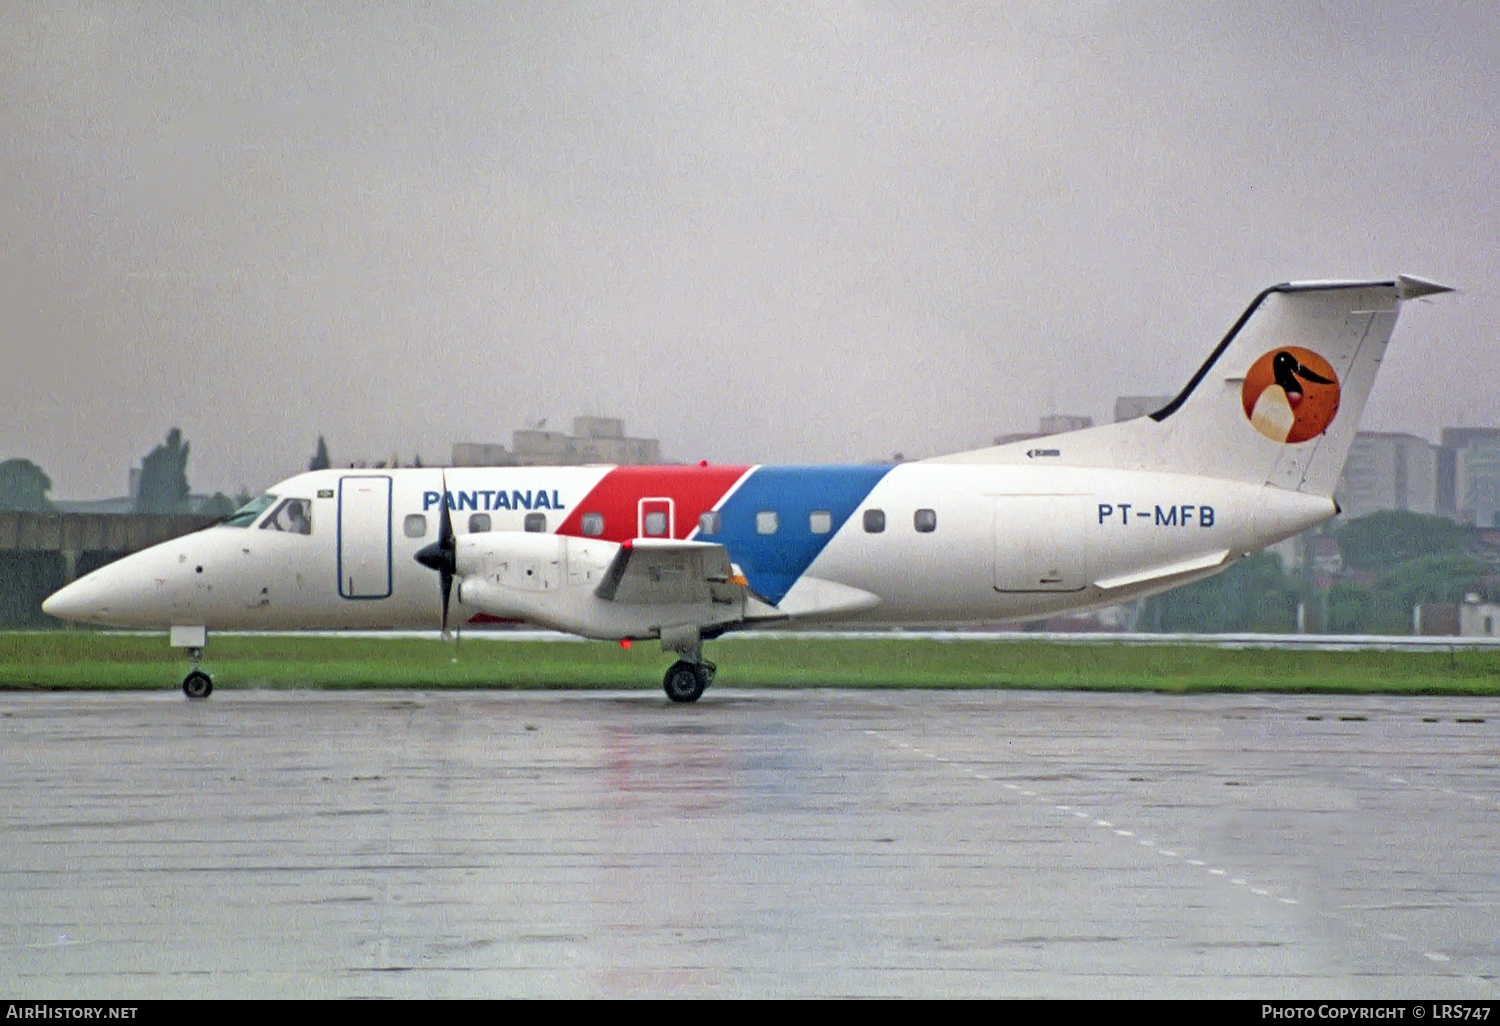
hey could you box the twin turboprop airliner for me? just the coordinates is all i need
[43,276,1451,702]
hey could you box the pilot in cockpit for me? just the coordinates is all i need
[262,498,312,535]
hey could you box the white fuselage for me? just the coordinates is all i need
[43,462,1334,636]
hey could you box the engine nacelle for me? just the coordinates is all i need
[451,532,743,640]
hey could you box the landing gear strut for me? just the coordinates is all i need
[171,627,213,699]
[659,625,713,704]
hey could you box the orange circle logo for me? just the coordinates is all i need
[1241,347,1340,444]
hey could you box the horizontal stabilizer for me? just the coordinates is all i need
[1094,549,1231,592]
[1397,275,1454,300]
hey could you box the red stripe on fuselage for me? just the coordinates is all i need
[554,466,750,542]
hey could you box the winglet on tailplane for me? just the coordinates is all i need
[929,276,1454,498]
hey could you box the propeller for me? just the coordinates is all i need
[414,470,457,638]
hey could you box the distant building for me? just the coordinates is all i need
[510,429,571,460]
[1439,428,1500,527]
[995,399,1172,443]
[453,417,662,467]
[571,416,624,439]
[449,442,509,467]
[1113,395,1173,423]
[563,416,661,465]
[1413,603,1460,635]
[1335,431,1437,519]
[993,414,1094,445]
[1309,535,1343,575]
[1038,414,1093,435]
[1460,595,1500,637]
[54,468,226,517]
[55,497,138,516]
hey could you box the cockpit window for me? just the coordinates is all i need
[220,494,277,528]
[260,497,313,535]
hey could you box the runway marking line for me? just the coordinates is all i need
[1351,765,1498,813]
[862,725,1456,969]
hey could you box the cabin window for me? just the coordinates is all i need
[468,513,491,533]
[699,511,721,535]
[863,509,886,533]
[914,508,937,533]
[524,512,547,533]
[644,511,668,536]
[809,510,832,534]
[403,514,427,538]
[581,512,605,537]
[756,510,778,535]
[221,494,277,528]
[260,498,313,535]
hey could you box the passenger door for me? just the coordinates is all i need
[338,476,393,599]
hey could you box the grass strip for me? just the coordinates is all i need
[2,632,1498,696]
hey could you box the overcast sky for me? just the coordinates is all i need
[3,1,1496,499]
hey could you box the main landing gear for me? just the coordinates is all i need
[662,659,715,704]
[659,625,714,704]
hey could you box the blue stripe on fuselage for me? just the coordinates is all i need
[694,465,893,605]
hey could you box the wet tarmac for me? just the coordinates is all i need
[2,689,1497,998]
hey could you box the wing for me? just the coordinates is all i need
[594,538,749,606]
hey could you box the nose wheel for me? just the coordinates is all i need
[183,670,213,699]
[181,644,212,699]
[662,660,714,704]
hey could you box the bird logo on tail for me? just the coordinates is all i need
[1241,348,1341,443]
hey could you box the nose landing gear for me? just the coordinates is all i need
[183,666,213,699]
[171,627,213,699]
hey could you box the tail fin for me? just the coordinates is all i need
[931,275,1452,496]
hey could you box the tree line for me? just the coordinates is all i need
[0,431,340,517]
[1137,510,1497,633]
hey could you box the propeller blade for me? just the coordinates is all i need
[413,469,457,639]
[437,468,454,637]
[441,566,452,638]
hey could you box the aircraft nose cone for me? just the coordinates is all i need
[42,578,99,623]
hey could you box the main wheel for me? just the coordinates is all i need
[662,660,707,704]
[183,670,213,699]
